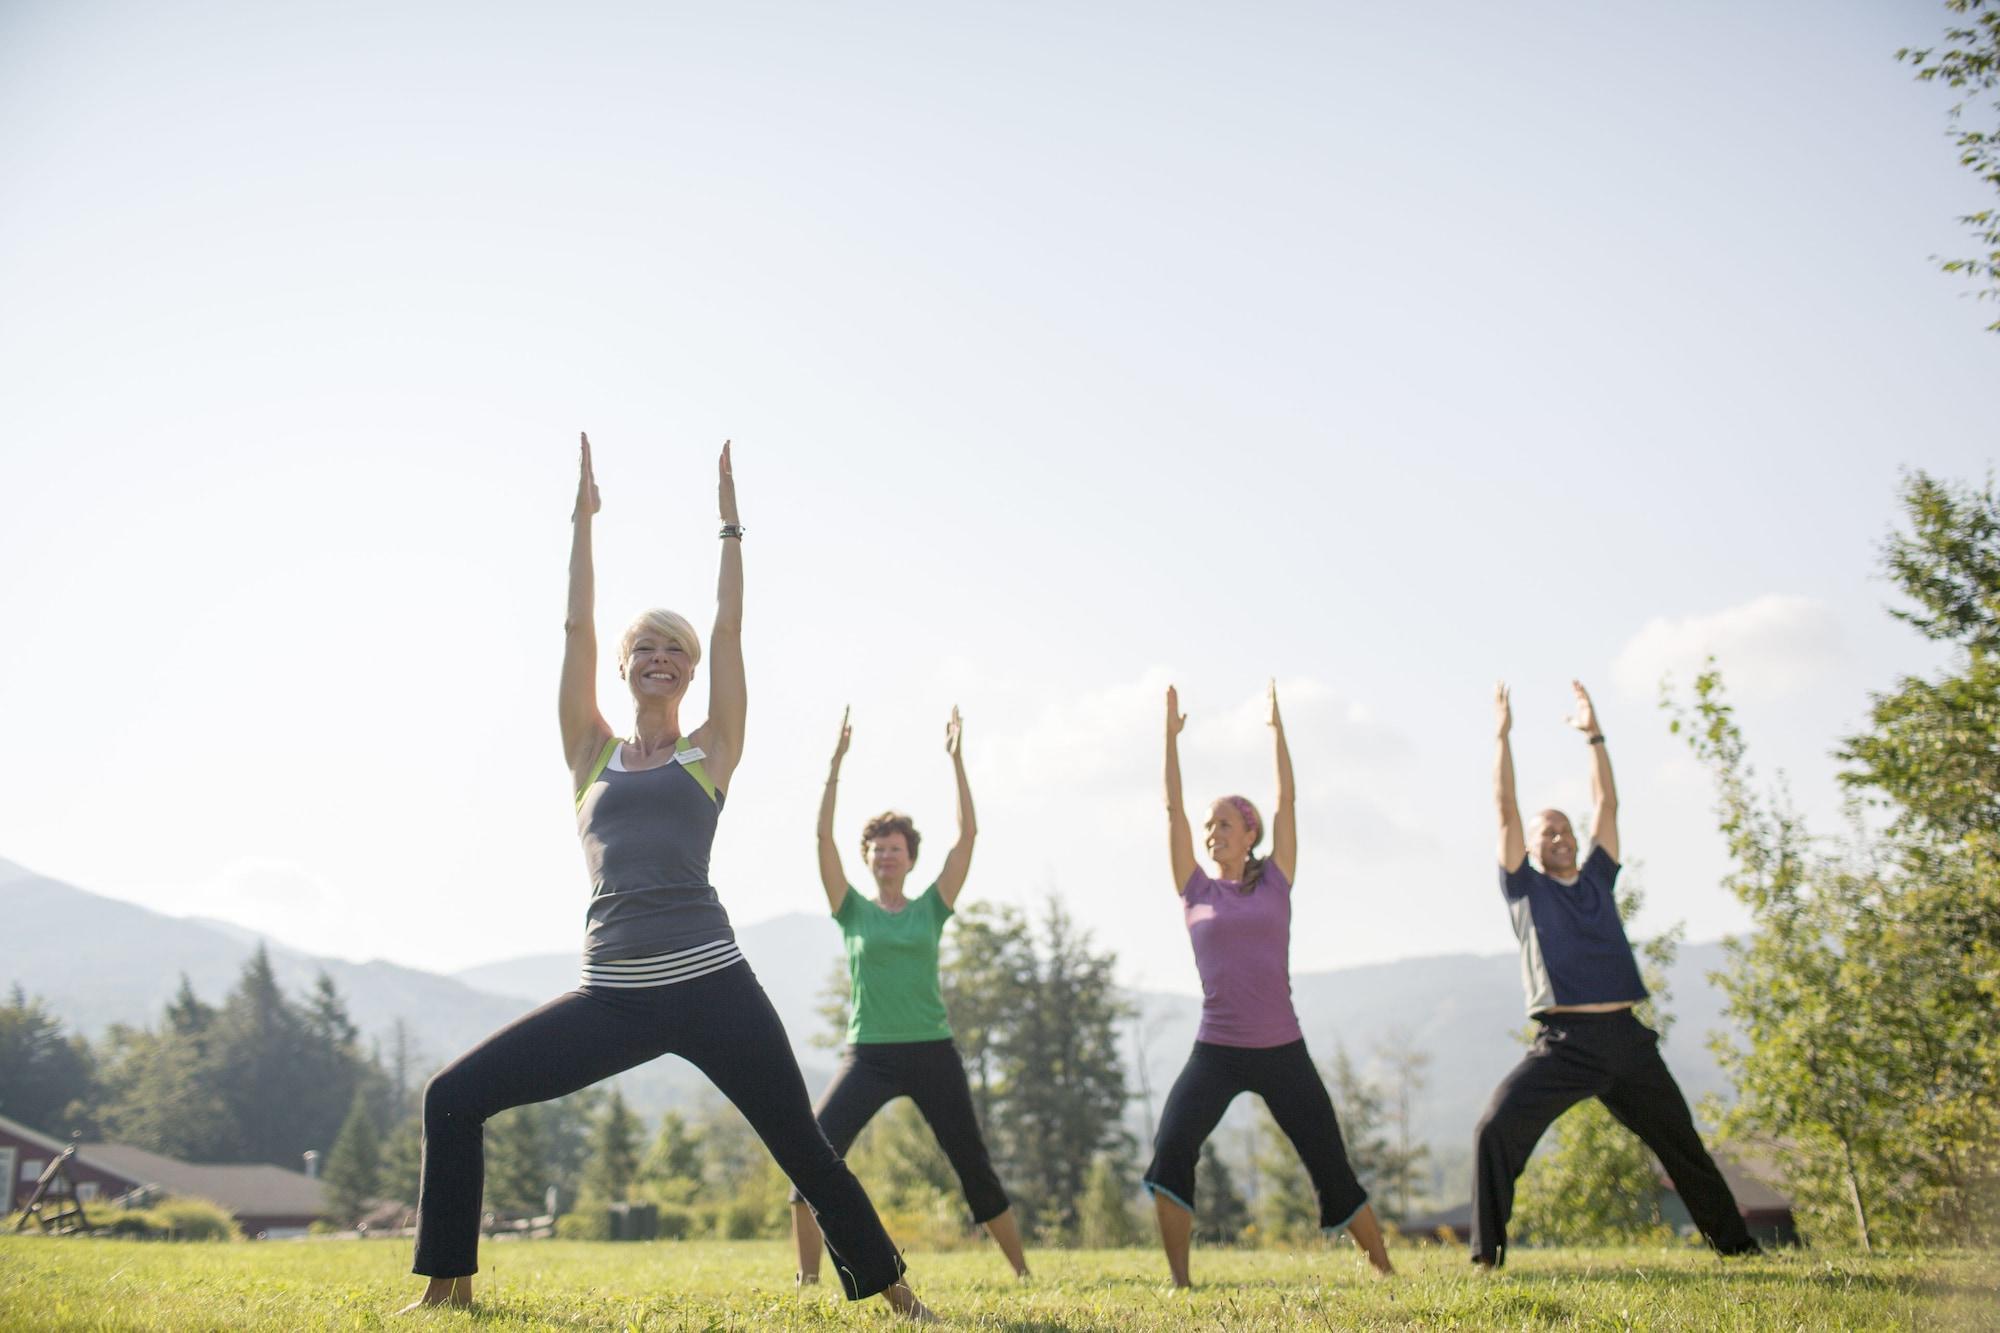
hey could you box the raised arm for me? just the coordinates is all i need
[1568,679,1618,862]
[1495,682,1526,871]
[697,441,746,791]
[936,707,978,908]
[816,708,852,915]
[1268,680,1297,881]
[561,434,612,788]
[1165,686,1196,892]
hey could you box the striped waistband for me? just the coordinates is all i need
[581,938,743,989]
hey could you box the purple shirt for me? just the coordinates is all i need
[1181,861,1304,1048]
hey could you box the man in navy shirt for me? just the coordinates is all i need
[1472,680,1758,1268]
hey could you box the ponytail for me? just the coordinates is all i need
[1238,851,1265,894]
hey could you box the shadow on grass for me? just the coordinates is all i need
[1496,1262,1939,1297]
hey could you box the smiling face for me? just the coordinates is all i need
[1531,809,1579,877]
[864,830,912,884]
[621,633,694,705]
[1204,799,1258,874]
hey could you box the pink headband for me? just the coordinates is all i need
[1227,796,1262,846]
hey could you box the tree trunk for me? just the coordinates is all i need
[1841,1138,1872,1254]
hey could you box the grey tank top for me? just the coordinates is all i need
[574,738,735,963]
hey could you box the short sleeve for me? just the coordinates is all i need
[1180,866,1213,900]
[1499,858,1536,900]
[1259,859,1293,893]
[833,886,863,927]
[922,882,952,932]
[1583,844,1621,885]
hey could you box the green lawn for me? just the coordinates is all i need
[1,1237,1995,1330]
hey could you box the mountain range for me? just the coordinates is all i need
[2,856,1738,1160]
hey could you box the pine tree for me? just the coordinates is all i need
[582,1089,641,1203]
[640,1110,703,1202]
[323,1087,382,1225]
[378,1116,424,1209]
[1193,1142,1250,1244]
[483,1107,548,1216]
[0,986,96,1133]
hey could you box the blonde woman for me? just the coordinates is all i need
[401,437,934,1322]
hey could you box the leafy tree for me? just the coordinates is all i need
[1193,1141,1250,1245]
[940,902,1037,1134]
[323,1087,382,1225]
[1077,1154,1141,1248]
[1900,2,2000,329]
[0,986,96,1133]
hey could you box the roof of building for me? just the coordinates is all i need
[77,1143,328,1218]
[0,1111,75,1156]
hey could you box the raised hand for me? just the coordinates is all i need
[831,706,852,767]
[1167,685,1187,737]
[1566,680,1601,737]
[718,440,740,526]
[945,705,964,760]
[574,432,601,521]
[1495,682,1512,739]
[1266,679,1283,730]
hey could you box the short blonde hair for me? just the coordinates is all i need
[620,609,702,669]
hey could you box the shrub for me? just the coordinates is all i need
[150,1198,242,1242]
[555,1210,611,1241]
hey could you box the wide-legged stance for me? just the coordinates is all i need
[1144,1038,1368,1229]
[790,1040,1009,1224]
[415,960,905,1299]
[1470,1008,1756,1265]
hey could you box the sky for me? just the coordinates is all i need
[2,0,1995,998]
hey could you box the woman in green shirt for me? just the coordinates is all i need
[790,707,1030,1283]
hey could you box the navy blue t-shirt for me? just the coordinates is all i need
[1499,845,1648,1014]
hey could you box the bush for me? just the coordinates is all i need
[74,1198,239,1242]
[555,1209,611,1241]
[95,1208,167,1239]
[150,1198,242,1242]
[655,1205,695,1240]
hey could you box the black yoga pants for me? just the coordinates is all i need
[1471,1008,1758,1266]
[788,1039,1010,1224]
[413,960,906,1299]
[1143,1038,1369,1230]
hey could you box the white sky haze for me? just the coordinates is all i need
[2,1,1994,995]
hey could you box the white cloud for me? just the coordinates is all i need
[1612,594,1842,703]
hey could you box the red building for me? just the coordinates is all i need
[0,1112,328,1237]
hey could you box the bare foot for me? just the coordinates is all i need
[881,1281,942,1324]
[394,1276,472,1313]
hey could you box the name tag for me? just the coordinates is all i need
[675,747,707,765]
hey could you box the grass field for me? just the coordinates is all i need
[2,1237,1995,1330]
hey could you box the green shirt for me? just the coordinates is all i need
[835,882,954,1044]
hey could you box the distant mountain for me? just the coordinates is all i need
[0,857,532,1062]
[5,856,1737,1168]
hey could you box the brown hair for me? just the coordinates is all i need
[861,811,921,863]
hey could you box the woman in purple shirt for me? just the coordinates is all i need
[1143,682,1393,1287]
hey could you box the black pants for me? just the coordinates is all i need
[1471,1008,1757,1265]
[1143,1039,1369,1230]
[789,1040,1011,1224]
[413,960,906,1299]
